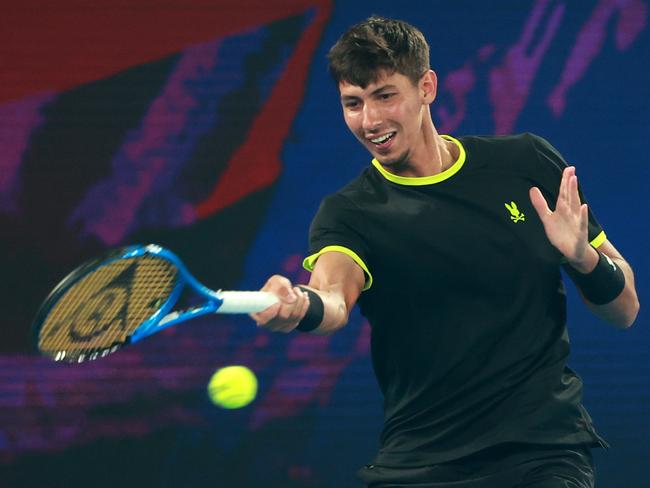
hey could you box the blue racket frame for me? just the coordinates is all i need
[34,243,277,362]
[114,244,226,344]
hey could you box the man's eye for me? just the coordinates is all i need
[380,93,395,100]
[344,101,359,109]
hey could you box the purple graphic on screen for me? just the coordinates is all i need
[489,0,565,134]
[0,93,55,212]
[66,40,225,245]
[436,45,496,134]
[0,334,226,458]
[249,322,370,430]
[435,0,646,133]
[548,0,647,116]
[248,254,370,430]
[437,61,477,134]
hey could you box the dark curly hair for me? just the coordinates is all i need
[327,16,430,88]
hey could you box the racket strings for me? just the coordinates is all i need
[38,256,178,362]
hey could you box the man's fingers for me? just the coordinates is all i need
[569,173,580,211]
[580,203,589,232]
[251,302,282,325]
[529,186,551,220]
[275,287,307,322]
[253,287,309,333]
[561,166,576,203]
[559,166,576,208]
[263,275,296,302]
[277,285,297,303]
[559,167,568,204]
[253,276,313,333]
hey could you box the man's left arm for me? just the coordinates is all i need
[530,165,640,328]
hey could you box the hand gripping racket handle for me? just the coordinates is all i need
[217,291,278,314]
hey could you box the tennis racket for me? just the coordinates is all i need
[32,244,278,363]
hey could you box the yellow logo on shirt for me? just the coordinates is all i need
[505,201,525,223]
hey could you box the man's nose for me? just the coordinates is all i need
[362,104,381,131]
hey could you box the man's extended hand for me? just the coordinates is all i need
[250,275,310,333]
[529,166,598,273]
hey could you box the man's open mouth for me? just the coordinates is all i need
[370,132,396,145]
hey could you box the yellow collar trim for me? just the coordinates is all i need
[371,135,466,186]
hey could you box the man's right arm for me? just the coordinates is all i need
[251,251,365,335]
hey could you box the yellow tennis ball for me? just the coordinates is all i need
[207,365,258,409]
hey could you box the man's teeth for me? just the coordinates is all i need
[371,133,395,144]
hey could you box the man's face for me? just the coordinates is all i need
[339,70,431,170]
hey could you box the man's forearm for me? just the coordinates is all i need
[582,256,639,328]
[298,285,350,335]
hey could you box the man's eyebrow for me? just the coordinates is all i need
[340,84,398,101]
[371,84,398,95]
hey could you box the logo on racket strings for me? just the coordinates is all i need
[46,262,137,342]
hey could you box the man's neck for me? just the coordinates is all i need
[389,125,458,178]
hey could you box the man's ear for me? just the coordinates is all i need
[420,69,437,105]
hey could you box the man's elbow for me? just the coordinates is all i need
[608,295,640,329]
[311,319,348,335]
[586,291,639,329]
[619,297,640,329]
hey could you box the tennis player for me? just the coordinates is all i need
[252,16,639,487]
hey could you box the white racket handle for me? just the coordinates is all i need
[216,291,279,314]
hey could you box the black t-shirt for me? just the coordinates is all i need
[303,133,608,467]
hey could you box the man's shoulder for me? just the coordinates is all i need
[311,169,377,228]
[458,132,558,172]
[326,166,378,202]
[458,132,543,153]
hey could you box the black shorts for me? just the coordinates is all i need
[357,443,595,487]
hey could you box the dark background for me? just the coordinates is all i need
[0,1,648,486]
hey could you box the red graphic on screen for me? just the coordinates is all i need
[0,0,330,105]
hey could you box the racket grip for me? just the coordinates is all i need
[216,291,278,314]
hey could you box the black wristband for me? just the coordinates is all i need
[565,251,625,305]
[295,286,324,332]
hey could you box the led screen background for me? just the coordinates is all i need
[0,1,648,486]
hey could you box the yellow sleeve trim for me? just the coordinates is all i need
[590,230,607,248]
[302,245,373,291]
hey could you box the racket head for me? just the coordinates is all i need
[32,244,182,363]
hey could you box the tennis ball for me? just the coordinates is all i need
[207,365,258,409]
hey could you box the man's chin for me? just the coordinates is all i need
[375,151,410,172]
